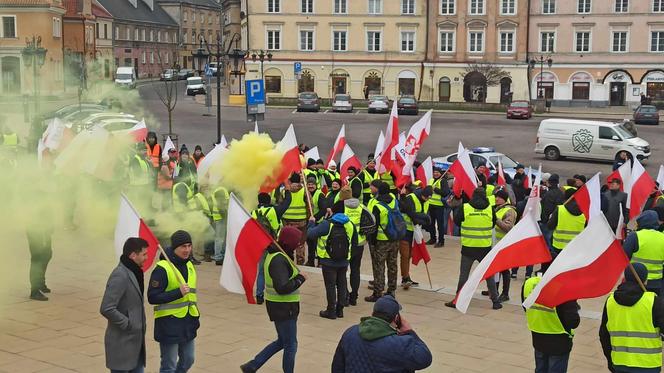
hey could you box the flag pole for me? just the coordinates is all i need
[627,261,648,292]
[300,169,316,218]
[424,262,433,289]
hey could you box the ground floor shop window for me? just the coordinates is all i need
[399,78,415,95]
[265,76,281,93]
[572,82,590,100]
[536,81,554,100]
[647,82,664,100]
[298,70,314,93]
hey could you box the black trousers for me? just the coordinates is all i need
[27,230,52,292]
[321,265,348,311]
[306,237,317,265]
[348,246,364,301]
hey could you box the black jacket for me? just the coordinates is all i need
[599,282,664,373]
[265,245,306,322]
[540,186,565,224]
[511,173,529,202]
[603,190,629,231]
[546,200,586,232]
[454,193,496,255]
[400,190,431,229]
[349,177,363,199]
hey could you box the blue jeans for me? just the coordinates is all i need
[255,251,267,298]
[534,350,569,373]
[213,220,227,261]
[159,340,195,373]
[248,318,297,373]
[111,367,143,373]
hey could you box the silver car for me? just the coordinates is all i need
[332,94,353,113]
[368,95,390,113]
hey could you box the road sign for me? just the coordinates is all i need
[294,62,302,80]
[204,64,213,77]
[246,79,265,106]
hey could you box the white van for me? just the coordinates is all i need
[535,118,650,162]
[114,67,136,89]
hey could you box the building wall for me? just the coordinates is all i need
[112,21,179,78]
[94,17,115,80]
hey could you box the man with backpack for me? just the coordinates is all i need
[305,176,328,267]
[307,203,358,319]
[399,186,433,289]
[366,182,405,302]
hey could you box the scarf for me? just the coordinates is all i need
[120,254,145,295]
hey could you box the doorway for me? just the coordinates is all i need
[332,77,347,94]
[438,77,450,102]
[610,82,626,106]
[500,77,512,104]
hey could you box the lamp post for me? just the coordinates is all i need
[529,55,553,99]
[21,36,47,116]
[191,40,209,77]
[250,49,273,81]
[227,40,246,95]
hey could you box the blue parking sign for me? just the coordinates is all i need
[294,62,302,74]
[246,79,265,105]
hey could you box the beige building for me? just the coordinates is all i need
[529,0,664,107]
[242,0,428,100]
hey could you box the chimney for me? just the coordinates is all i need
[142,0,154,11]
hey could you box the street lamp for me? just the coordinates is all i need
[250,49,273,80]
[529,55,553,99]
[21,36,47,115]
[191,40,209,76]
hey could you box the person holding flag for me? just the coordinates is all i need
[281,173,311,265]
[346,167,364,199]
[489,189,517,302]
[623,210,664,296]
[546,188,587,264]
[427,167,451,248]
[359,155,378,205]
[399,186,433,289]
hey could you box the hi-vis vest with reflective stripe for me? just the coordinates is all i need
[631,230,664,281]
[403,193,430,232]
[495,205,516,241]
[311,189,323,217]
[172,182,194,212]
[129,155,150,186]
[552,205,586,250]
[345,204,366,244]
[283,188,307,220]
[362,170,376,194]
[264,252,300,302]
[461,204,493,247]
[486,184,496,206]
[379,172,395,190]
[210,187,229,221]
[523,277,573,337]
[428,178,445,206]
[316,220,354,260]
[192,192,212,218]
[375,197,397,241]
[252,206,281,235]
[147,143,161,168]
[153,260,199,319]
[607,291,662,368]
[303,169,319,185]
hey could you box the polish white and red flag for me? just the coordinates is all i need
[114,119,148,142]
[657,165,664,191]
[38,117,75,166]
[339,143,362,183]
[197,142,228,185]
[415,156,433,186]
[161,136,176,161]
[523,164,543,220]
[400,110,432,180]
[220,193,275,304]
[325,125,346,167]
[607,160,632,192]
[497,161,507,187]
[449,142,478,198]
[572,172,602,222]
[377,101,399,173]
[261,124,301,192]
[411,225,431,266]
[522,214,628,309]
[455,210,551,313]
[627,159,656,220]
[304,146,320,163]
[392,132,410,187]
[114,194,160,272]
[374,131,385,164]
[523,167,533,190]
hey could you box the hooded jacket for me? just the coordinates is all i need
[603,189,629,230]
[400,189,432,229]
[453,191,497,254]
[264,244,306,322]
[307,213,358,267]
[331,316,432,373]
[623,211,664,289]
[344,198,376,245]
[546,199,586,232]
[599,281,664,373]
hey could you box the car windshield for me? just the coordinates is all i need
[164,70,174,74]
[117,74,133,80]
[300,93,316,99]
[188,78,203,85]
[510,102,529,108]
[371,96,388,102]
[489,155,518,168]
[640,106,657,113]
[400,97,416,104]
[615,124,635,139]
[335,95,350,101]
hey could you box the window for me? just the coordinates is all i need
[115,26,119,40]
[267,29,281,50]
[501,0,516,15]
[157,31,161,42]
[500,31,514,53]
[141,51,146,64]
[201,14,205,24]
[265,76,281,93]
[53,18,62,37]
[301,0,313,13]
[334,0,347,13]
[542,0,555,14]
[439,31,455,52]
[612,31,628,52]
[1,16,16,38]
[150,30,154,41]
[651,31,664,52]
[572,82,590,100]
[104,24,108,39]
[599,127,618,140]
[615,0,628,12]
[333,30,347,51]
[440,0,455,14]
[208,13,212,24]
[367,31,381,51]
[183,11,187,22]
[469,31,484,53]
[655,0,664,12]
[134,28,139,41]
[165,52,169,64]
[401,31,415,52]
[183,32,188,44]
[268,0,280,13]
[575,31,590,52]
[402,0,415,14]
[368,0,382,14]
[150,51,154,64]
[142,29,146,41]
[192,12,196,22]
[300,30,314,51]
[578,0,591,13]
[470,0,484,14]
[540,31,555,52]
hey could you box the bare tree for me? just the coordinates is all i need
[152,46,179,135]
[460,62,511,86]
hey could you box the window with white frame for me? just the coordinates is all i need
[183,32,188,44]
[53,18,62,37]
[150,51,154,64]
[165,52,169,64]
[501,0,516,15]
[654,0,664,12]
[368,0,382,14]
[615,0,628,12]
[439,30,455,52]
[164,31,169,43]
[267,28,281,50]
[612,31,628,52]
[440,0,455,14]
[469,0,484,14]
[268,0,280,13]
[651,31,664,52]
[150,30,154,41]
[115,26,119,40]
[142,29,146,41]
[141,51,146,64]
[578,0,591,13]
[542,0,555,14]
[183,11,187,22]
[134,28,139,40]
[401,31,415,52]
[301,0,313,13]
[469,31,484,53]
[192,12,196,22]
[300,30,314,51]
[402,0,415,14]
[1,16,16,38]
[367,30,381,51]
[500,31,515,53]
[540,31,555,52]
[333,30,347,51]
[334,0,347,13]
[575,31,590,52]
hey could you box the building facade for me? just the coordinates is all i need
[62,0,96,89]
[92,0,114,80]
[0,0,66,96]
[528,0,664,107]
[97,0,179,79]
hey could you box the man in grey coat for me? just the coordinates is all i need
[603,179,629,232]
[100,238,149,373]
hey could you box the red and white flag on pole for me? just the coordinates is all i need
[339,144,362,183]
[401,110,432,179]
[377,101,399,173]
[616,204,626,239]
[497,161,507,187]
[572,172,602,222]
[607,160,632,192]
[415,156,433,186]
[197,143,228,185]
[657,165,664,191]
[411,225,431,266]
[449,142,478,198]
[523,214,628,309]
[162,136,176,161]
[220,193,275,304]
[114,194,160,272]
[325,125,346,167]
[627,159,656,220]
[374,131,385,163]
[261,124,302,192]
[392,132,410,188]
[523,164,543,220]
[455,210,551,313]
[523,167,532,189]
[304,146,320,162]
[116,119,148,142]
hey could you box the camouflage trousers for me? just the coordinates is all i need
[283,219,308,265]
[371,240,399,295]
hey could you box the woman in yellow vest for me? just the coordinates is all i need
[148,230,200,373]
[492,190,516,302]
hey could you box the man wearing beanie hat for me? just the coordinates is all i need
[546,189,587,270]
[346,166,363,199]
[303,158,319,188]
[623,210,664,295]
[604,178,629,233]
[427,167,451,247]
[492,189,516,301]
[398,186,432,289]
[358,156,378,205]
[148,230,200,373]
[600,262,664,373]
[304,176,327,267]
[282,173,310,265]
[242,227,307,373]
[192,145,205,168]
[331,295,432,372]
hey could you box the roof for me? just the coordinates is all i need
[540,118,620,127]
[0,0,65,8]
[157,0,222,9]
[91,1,112,18]
[96,0,178,26]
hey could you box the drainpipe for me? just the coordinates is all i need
[417,0,430,101]
[526,0,532,101]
